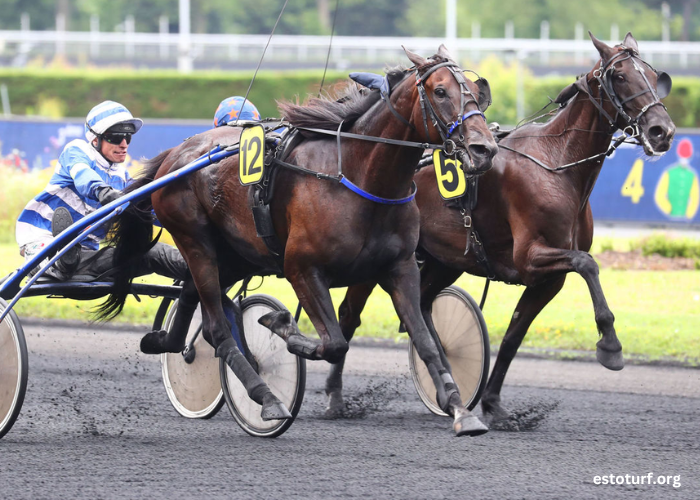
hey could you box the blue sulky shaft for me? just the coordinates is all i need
[0,144,239,322]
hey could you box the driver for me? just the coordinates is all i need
[15,100,188,283]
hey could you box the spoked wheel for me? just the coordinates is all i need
[409,285,489,416]
[220,294,306,438]
[0,297,28,439]
[161,300,224,419]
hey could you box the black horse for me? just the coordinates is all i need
[98,46,498,436]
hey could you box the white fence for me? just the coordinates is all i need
[1,29,700,72]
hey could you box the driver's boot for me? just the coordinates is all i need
[49,207,81,280]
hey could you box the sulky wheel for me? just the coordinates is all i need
[409,285,490,416]
[160,300,224,419]
[220,294,306,438]
[0,297,28,439]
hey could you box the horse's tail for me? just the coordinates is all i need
[94,148,174,322]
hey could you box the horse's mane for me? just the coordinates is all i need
[275,58,431,131]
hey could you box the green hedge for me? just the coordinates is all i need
[0,67,698,127]
[0,68,349,121]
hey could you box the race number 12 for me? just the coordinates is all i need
[433,150,467,200]
[239,125,265,185]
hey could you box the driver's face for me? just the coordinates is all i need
[94,137,129,163]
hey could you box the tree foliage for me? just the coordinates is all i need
[0,0,696,41]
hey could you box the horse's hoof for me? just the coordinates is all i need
[140,330,182,355]
[261,393,292,421]
[596,342,624,371]
[481,401,511,428]
[325,391,345,417]
[454,412,489,437]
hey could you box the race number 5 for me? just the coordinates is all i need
[433,150,467,200]
[239,125,265,185]
[621,159,645,203]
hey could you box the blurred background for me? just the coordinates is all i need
[0,0,698,237]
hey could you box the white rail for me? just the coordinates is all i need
[1,30,699,71]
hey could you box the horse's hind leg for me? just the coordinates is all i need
[380,257,487,437]
[325,282,377,415]
[140,278,200,354]
[480,277,565,427]
[179,237,291,420]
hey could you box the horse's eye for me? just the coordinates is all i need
[434,88,447,98]
[615,74,625,83]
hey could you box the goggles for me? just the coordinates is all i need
[102,132,132,145]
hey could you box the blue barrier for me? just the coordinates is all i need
[0,118,698,227]
[589,133,700,227]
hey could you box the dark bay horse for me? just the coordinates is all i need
[327,33,676,427]
[98,46,498,436]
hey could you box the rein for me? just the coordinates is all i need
[497,47,669,172]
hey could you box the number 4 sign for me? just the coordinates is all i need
[621,158,645,203]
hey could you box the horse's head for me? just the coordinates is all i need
[589,32,675,156]
[403,45,498,175]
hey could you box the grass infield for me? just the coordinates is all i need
[1,243,698,365]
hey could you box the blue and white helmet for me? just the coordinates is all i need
[85,100,143,142]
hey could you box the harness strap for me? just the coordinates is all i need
[339,177,417,204]
[272,157,417,205]
[294,125,443,150]
[497,120,631,172]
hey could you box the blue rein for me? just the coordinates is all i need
[339,177,417,205]
[447,110,487,135]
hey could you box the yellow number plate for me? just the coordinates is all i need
[239,125,265,186]
[433,150,466,200]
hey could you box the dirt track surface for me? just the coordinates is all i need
[1,320,699,499]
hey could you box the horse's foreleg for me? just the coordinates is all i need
[480,277,565,426]
[380,258,487,437]
[571,252,623,370]
[324,282,377,415]
[140,278,200,354]
[264,267,347,363]
[517,245,623,371]
[418,255,465,373]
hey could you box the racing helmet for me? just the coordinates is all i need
[213,96,261,127]
[85,100,143,142]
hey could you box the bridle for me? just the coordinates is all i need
[379,60,490,158]
[584,46,672,156]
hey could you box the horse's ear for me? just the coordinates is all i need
[622,32,639,53]
[475,78,492,112]
[589,31,614,62]
[403,45,428,68]
[437,44,455,62]
[656,71,672,99]
[555,81,581,105]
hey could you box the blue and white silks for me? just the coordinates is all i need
[16,139,131,251]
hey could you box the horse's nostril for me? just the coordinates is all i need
[649,126,666,141]
[469,144,489,158]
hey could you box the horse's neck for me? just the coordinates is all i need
[345,96,424,199]
[537,91,614,206]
